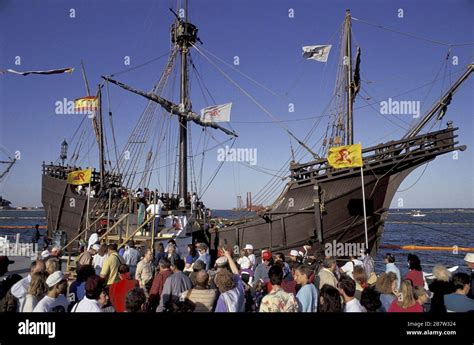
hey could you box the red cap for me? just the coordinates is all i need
[262,251,272,261]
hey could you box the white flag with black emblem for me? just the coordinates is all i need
[201,102,232,122]
[302,45,332,62]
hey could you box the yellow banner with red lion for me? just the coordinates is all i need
[67,168,92,185]
[327,144,363,169]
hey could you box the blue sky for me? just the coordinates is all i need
[0,0,473,209]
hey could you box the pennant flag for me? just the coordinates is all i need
[327,144,363,169]
[1,67,74,76]
[67,168,92,185]
[302,45,332,62]
[201,102,232,122]
[74,96,98,112]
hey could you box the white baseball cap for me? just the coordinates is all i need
[244,244,253,250]
[290,250,299,256]
[46,271,65,287]
[464,253,474,264]
[91,244,100,251]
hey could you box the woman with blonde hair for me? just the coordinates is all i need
[21,272,48,312]
[388,280,423,312]
[375,272,398,312]
[428,264,454,313]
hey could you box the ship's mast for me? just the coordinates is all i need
[171,1,198,206]
[344,10,354,145]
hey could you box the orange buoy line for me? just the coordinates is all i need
[0,225,47,229]
[380,244,474,252]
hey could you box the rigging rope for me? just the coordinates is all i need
[352,17,474,47]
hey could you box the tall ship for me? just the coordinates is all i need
[39,3,472,260]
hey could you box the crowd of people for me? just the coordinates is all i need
[0,239,473,313]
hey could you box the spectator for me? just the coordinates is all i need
[45,258,60,275]
[340,255,363,280]
[375,272,398,312]
[464,253,474,299]
[167,244,180,267]
[318,284,342,312]
[359,248,375,280]
[388,280,423,312]
[93,244,108,275]
[146,197,164,236]
[404,254,424,288]
[259,265,298,312]
[136,249,155,295]
[428,264,455,313]
[384,253,401,289]
[338,276,366,312]
[299,240,315,264]
[274,252,292,281]
[99,287,115,312]
[72,276,106,312]
[68,264,96,308]
[156,258,192,312]
[109,264,139,312]
[289,250,303,264]
[294,265,318,312]
[196,243,211,271]
[444,272,474,312]
[254,251,273,284]
[414,286,429,312]
[353,266,368,300]
[184,244,199,273]
[32,224,41,247]
[316,257,338,290]
[11,260,45,312]
[125,288,147,312]
[189,260,206,287]
[100,243,125,286]
[214,250,245,312]
[182,270,217,312]
[122,241,140,277]
[154,242,166,266]
[360,285,382,312]
[33,271,68,312]
[0,256,15,277]
[148,257,173,311]
[21,272,48,312]
[243,244,256,269]
[76,244,99,270]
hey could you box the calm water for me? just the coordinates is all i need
[1,208,473,276]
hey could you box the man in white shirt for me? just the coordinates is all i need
[338,277,366,312]
[146,198,165,236]
[243,244,256,270]
[340,255,363,279]
[11,260,45,311]
[33,271,68,312]
[122,241,141,277]
[72,276,105,312]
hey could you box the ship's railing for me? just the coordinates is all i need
[63,212,105,252]
[290,125,458,181]
[41,162,123,187]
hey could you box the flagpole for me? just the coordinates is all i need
[360,164,369,250]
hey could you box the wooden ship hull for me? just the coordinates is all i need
[211,126,465,257]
